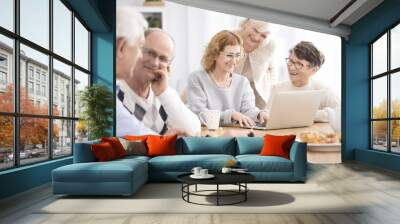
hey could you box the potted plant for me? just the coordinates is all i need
[79,84,113,140]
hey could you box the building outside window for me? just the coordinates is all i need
[28,81,34,94]
[0,54,7,89]
[370,23,400,154]
[0,0,91,170]
[28,66,34,79]
[35,83,40,95]
[0,71,6,85]
[0,54,7,67]
[41,73,46,83]
[41,85,46,97]
[35,70,40,81]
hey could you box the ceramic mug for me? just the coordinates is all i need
[191,167,202,176]
[221,167,232,174]
[199,110,220,130]
[199,169,208,176]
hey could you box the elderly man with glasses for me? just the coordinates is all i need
[266,41,340,123]
[117,28,201,136]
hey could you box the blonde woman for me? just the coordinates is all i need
[235,18,277,110]
[187,30,268,127]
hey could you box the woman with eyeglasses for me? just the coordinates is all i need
[234,18,277,110]
[186,30,268,127]
[266,41,340,123]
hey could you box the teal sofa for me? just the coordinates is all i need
[52,137,307,196]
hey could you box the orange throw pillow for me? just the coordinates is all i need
[101,137,126,158]
[259,134,296,159]
[146,135,177,157]
[124,135,152,141]
[91,142,117,161]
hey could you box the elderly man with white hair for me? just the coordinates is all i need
[117,28,201,136]
[116,6,156,135]
[235,18,277,110]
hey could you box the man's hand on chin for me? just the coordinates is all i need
[151,67,169,96]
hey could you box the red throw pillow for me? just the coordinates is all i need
[259,134,296,159]
[101,137,126,158]
[146,135,177,157]
[91,142,118,161]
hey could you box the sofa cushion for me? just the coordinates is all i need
[236,155,293,172]
[177,137,235,155]
[146,135,177,157]
[148,154,235,172]
[52,158,147,183]
[236,137,263,155]
[91,142,118,161]
[101,137,127,158]
[115,155,150,163]
[118,138,147,156]
[260,134,296,159]
[74,140,100,163]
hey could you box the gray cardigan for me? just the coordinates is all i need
[187,70,261,124]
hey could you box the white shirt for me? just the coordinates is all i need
[116,98,157,136]
[118,80,201,136]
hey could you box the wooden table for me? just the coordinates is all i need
[201,123,336,137]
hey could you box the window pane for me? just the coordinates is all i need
[20,117,49,165]
[0,35,14,112]
[20,44,49,115]
[372,34,387,76]
[53,0,71,60]
[74,69,89,118]
[391,24,400,70]
[20,0,49,49]
[372,77,387,119]
[75,18,89,70]
[391,120,400,153]
[53,119,72,158]
[372,121,388,151]
[391,72,400,118]
[75,120,88,143]
[53,59,72,117]
[0,0,14,31]
[0,116,13,170]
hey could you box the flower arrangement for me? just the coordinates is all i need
[225,159,238,168]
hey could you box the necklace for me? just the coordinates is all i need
[211,72,231,88]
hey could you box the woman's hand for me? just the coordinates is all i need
[231,112,255,127]
[257,111,269,125]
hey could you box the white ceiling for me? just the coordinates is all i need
[168,0,384,38]
[225,0,353,22]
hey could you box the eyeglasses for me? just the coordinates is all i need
[222,52,242,60]
[285,58,308,70]
[142,47,172,65]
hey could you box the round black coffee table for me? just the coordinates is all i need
[177,173,255,206]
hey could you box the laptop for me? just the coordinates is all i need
[237,90,323,130]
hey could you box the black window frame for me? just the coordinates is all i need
[0,0,92,171]
[370,20,400,154]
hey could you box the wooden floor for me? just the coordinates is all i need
[1,162,400,224]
